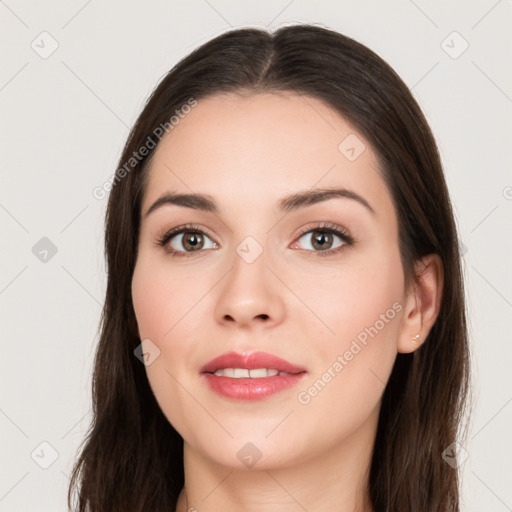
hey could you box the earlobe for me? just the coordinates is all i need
[397,254,444,354]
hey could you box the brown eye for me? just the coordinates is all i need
[292,222,354,258]
[157,224,217,257]
[177,231,205,252]
[168,230,216,253]
[297,229,346,253]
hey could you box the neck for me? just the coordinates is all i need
[175,410,377,512]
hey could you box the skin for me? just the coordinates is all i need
[131,91,443,512]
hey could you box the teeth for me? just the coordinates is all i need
[212,368,291,378]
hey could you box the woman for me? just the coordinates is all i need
[68,23,470,511]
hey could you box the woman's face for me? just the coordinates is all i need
[132,92,408,469]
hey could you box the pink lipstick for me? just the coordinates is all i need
[200,351,307,401]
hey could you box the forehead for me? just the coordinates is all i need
[142,92,393,218]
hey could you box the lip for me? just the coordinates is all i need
[200,351,307,401]
[199,351,306,374]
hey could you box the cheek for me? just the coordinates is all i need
[131,269,168,341]
[292,257,404,442]
[294,247,404,354]
[131,258,199,381]
[131,256,209,435]
[131,255,197,341]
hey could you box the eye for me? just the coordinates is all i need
[156,223,217,257]
[156,222,354,258]
[293,222,354,257]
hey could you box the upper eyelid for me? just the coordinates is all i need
[296,222,350,237]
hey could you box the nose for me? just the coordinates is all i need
[214,248,286,330]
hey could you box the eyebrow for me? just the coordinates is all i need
[144,187,376,218]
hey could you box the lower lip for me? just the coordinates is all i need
[202,372,307,401]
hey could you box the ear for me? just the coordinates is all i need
[397,254,444,354]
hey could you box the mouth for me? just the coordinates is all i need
[207,368,297,377]
[199,350,306,375]
[199,351,307,401]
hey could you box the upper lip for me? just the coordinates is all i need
[200,351,306,374]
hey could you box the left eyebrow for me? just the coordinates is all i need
[278,187,375,216]
[143,186,376,219]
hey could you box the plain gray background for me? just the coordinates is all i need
[1,1,511,510]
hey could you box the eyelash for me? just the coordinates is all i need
[155,222,355,258]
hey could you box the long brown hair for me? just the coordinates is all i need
[68,23,470,511]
